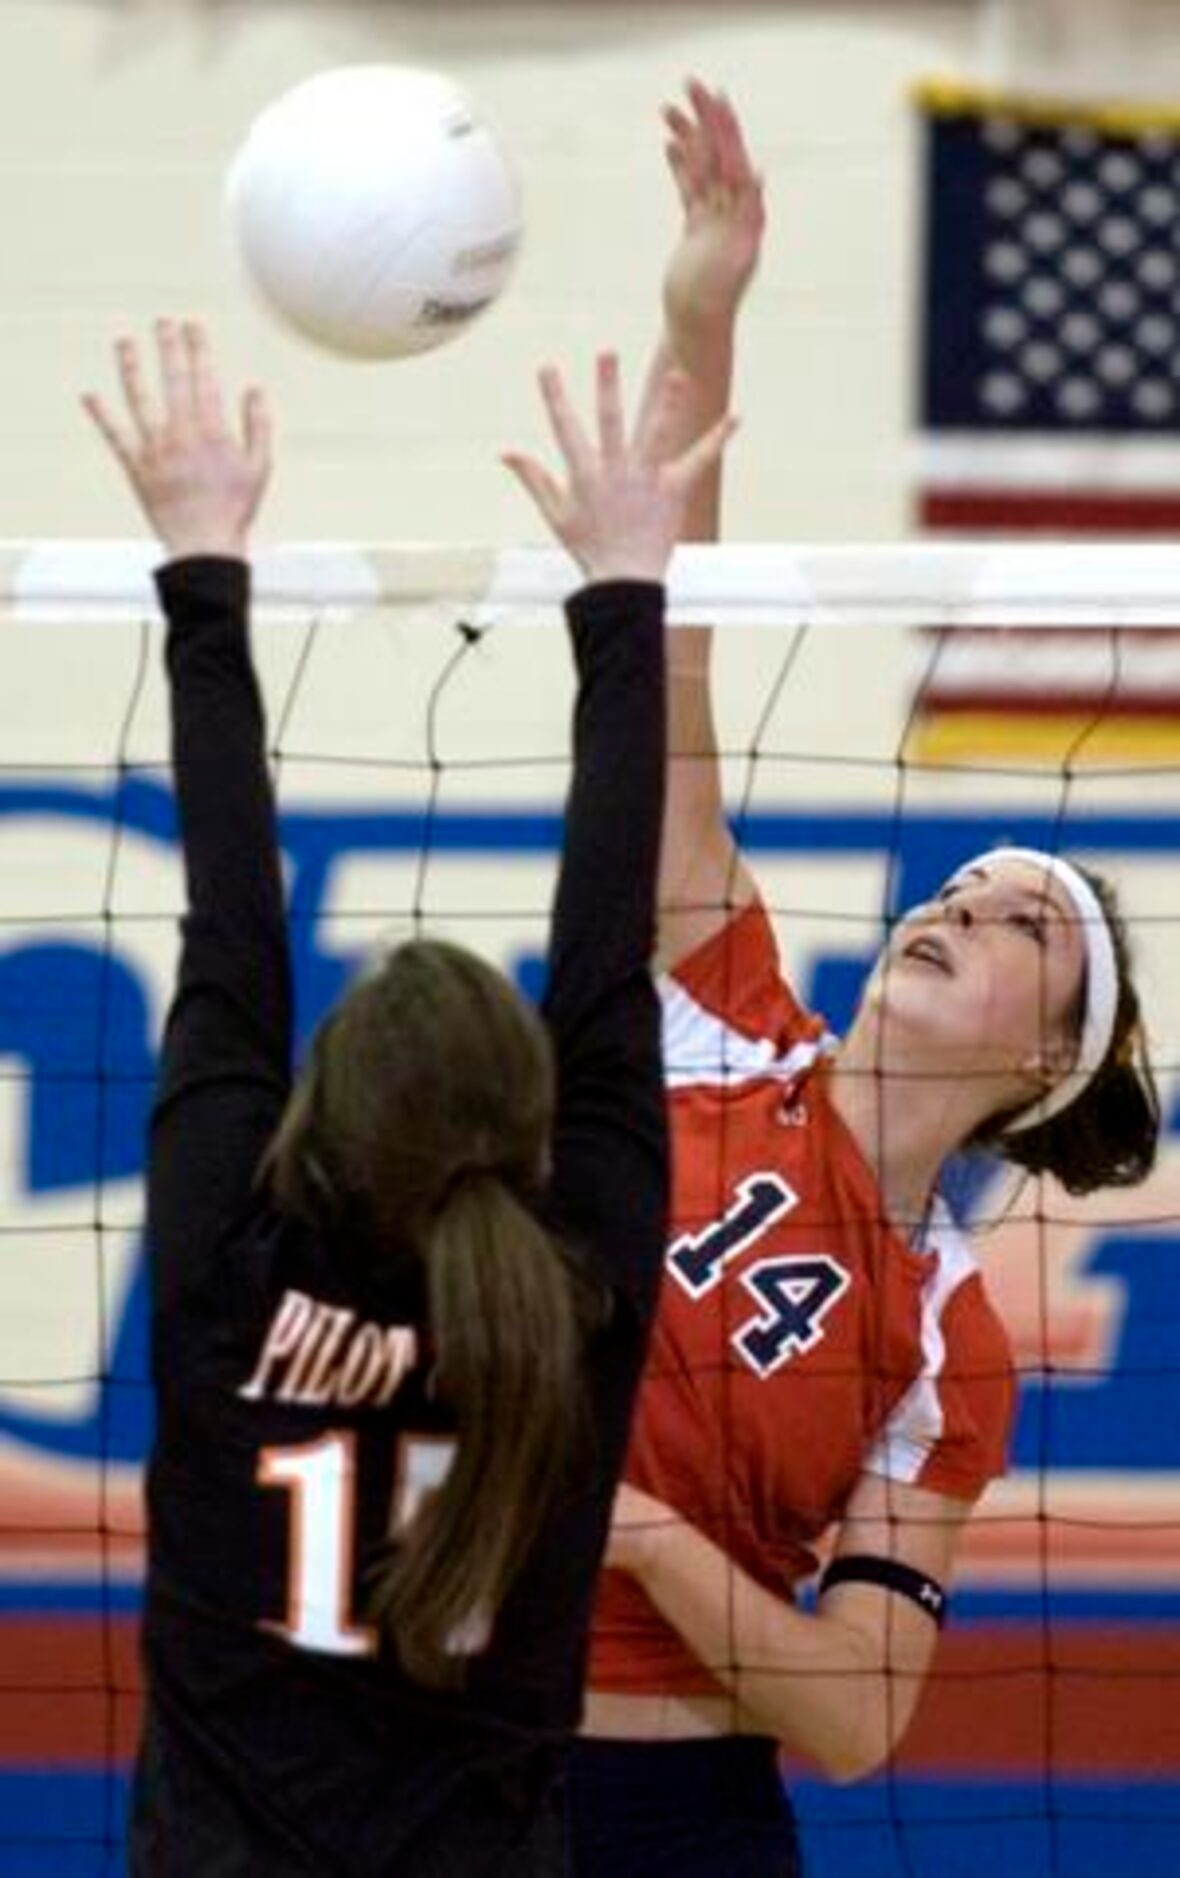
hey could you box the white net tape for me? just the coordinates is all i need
[5,538,1180,626]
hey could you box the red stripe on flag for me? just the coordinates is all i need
[920,491,1180,534]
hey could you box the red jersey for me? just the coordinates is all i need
[589,899,1016,1698]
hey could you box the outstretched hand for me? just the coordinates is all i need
[661,78,766,345]
[503,351,737,585]
[82,319,272,561]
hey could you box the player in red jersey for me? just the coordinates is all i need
[568,83,1161,1878]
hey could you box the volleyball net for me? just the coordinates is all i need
[1,539,1178,1872]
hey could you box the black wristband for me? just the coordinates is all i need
[819,1554,948,1627]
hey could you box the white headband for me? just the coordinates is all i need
[947,846,1120,1135]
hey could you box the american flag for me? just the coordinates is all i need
[916,81,1180,535]
[909,83,1180,766]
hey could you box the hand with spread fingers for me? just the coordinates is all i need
[82,319,272,562]
[661,77,766,351]
[503,350,737,586]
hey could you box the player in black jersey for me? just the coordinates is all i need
[82,319,736,1875]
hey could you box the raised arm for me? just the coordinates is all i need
[83,321,280,1311]
[646,81,766,968]
[505,352,735,1307]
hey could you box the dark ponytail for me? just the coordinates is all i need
[368,1170,584,1685]
[976,865,1161,1195]
[263,936,596,1685]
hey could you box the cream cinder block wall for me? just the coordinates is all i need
[6,1,1180,551]
[0,0,989,548]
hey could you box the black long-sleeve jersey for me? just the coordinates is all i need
[129,558,669,1876]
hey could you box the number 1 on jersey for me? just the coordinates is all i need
[258,1431,456,1659]
[259,1432,375,1657]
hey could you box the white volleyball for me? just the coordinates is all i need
[226,65,521,360]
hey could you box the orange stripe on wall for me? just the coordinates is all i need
[895,1627,1180,1778]
[2,1617,1179,1778]
[0,1616,139,1764]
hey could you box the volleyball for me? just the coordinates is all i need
[225,65,521,360]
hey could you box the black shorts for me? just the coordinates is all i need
[568,1734,802,1877]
